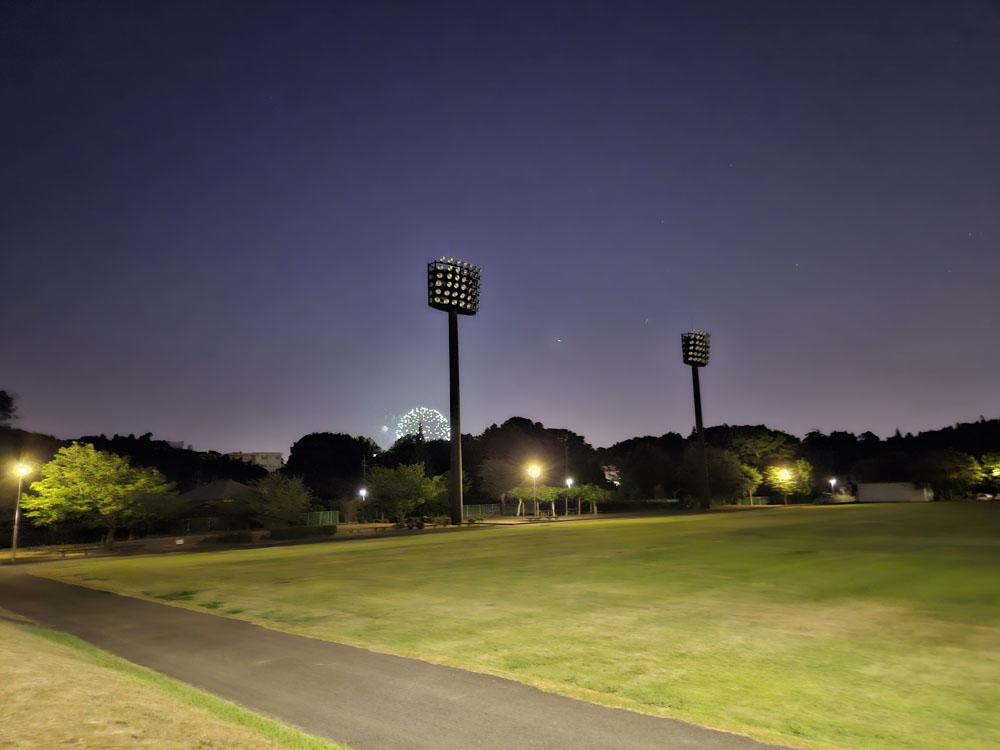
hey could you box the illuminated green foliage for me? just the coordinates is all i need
[247,474,315,529]
[23,443,174,547]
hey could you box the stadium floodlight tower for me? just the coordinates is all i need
[428,257,481,525]
[681,330,712,510]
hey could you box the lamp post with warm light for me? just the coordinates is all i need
[10,463,31,562]
[565,477,573,516]
[829,477,837,497]
[428,258,481,525]
[681,330,711,510]
[528,466,540,516]
[779,468,792,505]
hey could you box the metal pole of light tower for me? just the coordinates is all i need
[11,464,30,562]
[428,258,480,526]
[448,309,463,526]
[690,364,711,510]
[682,331,712,511]
[11,474,23,562]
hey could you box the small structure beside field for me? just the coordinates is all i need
[856,482,933,502]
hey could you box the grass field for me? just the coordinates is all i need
[0,619,350,750]
[42,504,1000,750]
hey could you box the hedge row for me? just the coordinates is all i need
[268,524,337,540]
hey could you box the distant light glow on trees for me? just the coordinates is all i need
[396,407,450,442]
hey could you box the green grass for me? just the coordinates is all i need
[1,620,350,750]
[43,504,1000,750]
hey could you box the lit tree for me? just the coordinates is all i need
[981,453,1000,494]
[477,458,521,513]
[247,474,315,529]
[740,464,763,505]
[764,459,814,504]
[765,465,797,505]
[23,443,175,548]
[918,450,982,499]
[367,463,439,523]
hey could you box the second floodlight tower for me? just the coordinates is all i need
[681,330,711,510]
[428,257,481,525]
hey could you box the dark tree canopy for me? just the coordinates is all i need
[76,433,266,492]
[471,418,604,486]
[282,432,379,501]
[376,435,450,476]
[0,390,16,423]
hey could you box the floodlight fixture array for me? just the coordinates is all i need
[681,330,711,367]
[428,258,481,315]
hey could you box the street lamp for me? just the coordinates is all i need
[565,477,573,517]
[428,258,481,526]
[778,467,793,504]
[11,463,31,562]
[829,477,837,495]
[529,465,540,516]
[681,330,711,510]
[359,488,367,501]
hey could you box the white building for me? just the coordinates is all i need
[226,452,285,472]
[856,482,933,502]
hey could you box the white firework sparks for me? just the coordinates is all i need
[396,407,450,442]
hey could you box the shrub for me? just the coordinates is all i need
[198,530,254,545]
[218,531,254,543]
[268,524,337,540]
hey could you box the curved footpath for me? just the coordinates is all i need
[0,569,786,750]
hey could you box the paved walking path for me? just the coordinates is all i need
[0,569,785,750]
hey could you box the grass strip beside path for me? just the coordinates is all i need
[0,619,350,750]
[42,503,1000,750]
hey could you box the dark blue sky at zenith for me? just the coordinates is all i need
[2,0,999,454]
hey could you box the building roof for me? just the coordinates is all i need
[181,479,254,502]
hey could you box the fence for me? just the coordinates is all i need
[300,510,340,526]
[463,504,501,517]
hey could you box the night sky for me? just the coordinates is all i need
[3,1,999,454]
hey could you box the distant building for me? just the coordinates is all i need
[856,482,933,502]
[226,451,285,472]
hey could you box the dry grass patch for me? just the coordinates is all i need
[0,620,349,750]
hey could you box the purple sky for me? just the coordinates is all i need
[3,1,999,454]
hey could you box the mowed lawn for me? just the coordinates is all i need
[43,504,1000,750]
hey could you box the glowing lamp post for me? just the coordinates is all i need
[528,466,540,516]
[10,463,31,562]
[565,477,573,517]
[428,258,481,525]
[829,478,837,495]
[681,330,712,510]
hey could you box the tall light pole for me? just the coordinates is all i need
[681,330,711,510]
[829,477,837,496]
[565,477,573,517]
[11,463,31,562]
[529,466,540,516]
[428,258,481,525]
